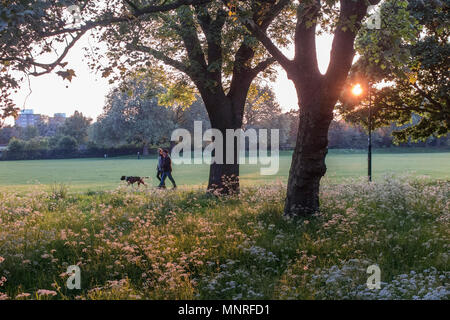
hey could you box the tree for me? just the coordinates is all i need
[36,118,63,138]
[243,84,297,148]
[99,2,290,193]
[20,125,39,141]
[94,79,177,155]
[0,0,211,126]
[56,135,78,152]
[25,136,48,151]
[172,96,211,134]
[339,0,449,143]
[243,84,282,129]
[59,111,92,144]
[0,125,16,145]
[7,137,25,154]
[2,0,288,193]
[234,0,382,216]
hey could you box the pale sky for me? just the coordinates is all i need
[9,32,334,124]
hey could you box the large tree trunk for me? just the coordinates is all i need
[284,84,334,217]
[208,156,240,194]
[205,97,242,195]
[242,0,373,217]
[207,129,241,194]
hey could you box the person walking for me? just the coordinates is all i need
[158,149,176,189]
[156,148,164,185]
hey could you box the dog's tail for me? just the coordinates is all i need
[142,177,150,179]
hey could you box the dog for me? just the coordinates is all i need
[120,176,148,187]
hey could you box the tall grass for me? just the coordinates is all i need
[0,175,448,300]
[49,183,69,200]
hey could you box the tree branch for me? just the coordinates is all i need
[258,0,291,31]
[244,19,293,72]
[126,43,189,74]
[225,0,293,73]
[0,31,86,76]
[123,0,141,14]
[377,99,446,116]
[411,82,446,112]
[175,6,208,80]
[194,6,227,72]
[294,0,321,77]
[250,57,276,77]
[324,0,377,104]
[42,0,214,38]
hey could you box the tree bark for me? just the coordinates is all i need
[157,5,275,195]
[202,94,242,194]
[284,84,334,217]
[208,155,240,194]
[281,1,371,217]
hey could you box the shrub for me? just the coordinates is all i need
[7,137,25,153]
[56,136,78,153]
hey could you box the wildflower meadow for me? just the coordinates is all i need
[0,175,448,300]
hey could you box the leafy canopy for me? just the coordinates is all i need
[340,0,449,142]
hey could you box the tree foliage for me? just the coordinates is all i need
[243,84,282,128]
[93,77,177,152]
[56,135,78,152]
[1,0,292,191]
[340,0,449,142]
[0,0,212,125]
[230,0,383,215]
[60,110,92,144]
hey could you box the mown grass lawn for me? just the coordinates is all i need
[0,150,449,192]
[0,175,448,300]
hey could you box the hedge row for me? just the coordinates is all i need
[0,146,153,160]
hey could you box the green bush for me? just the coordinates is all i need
[7,137,25,153]
[25,137,49,151]
[56,136,78,152]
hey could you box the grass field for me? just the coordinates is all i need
[0,149,449,300]
[0,177,448,299]
[0,150,449,192]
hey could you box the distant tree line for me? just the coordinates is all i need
[242,85,449,150]
[1,83,448,161]
[327,119,450,149]
[0,111,145,160]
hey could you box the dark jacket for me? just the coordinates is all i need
[161,156,172,172]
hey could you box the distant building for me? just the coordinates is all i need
[49,113,66,126]
[15,110,67,128]
[15,109,41,127]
